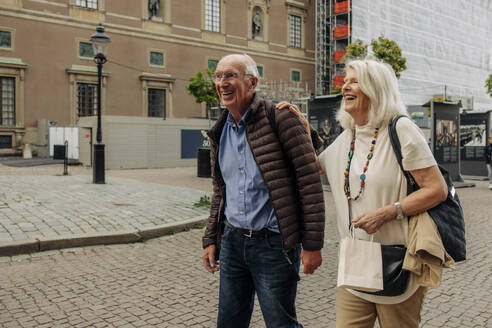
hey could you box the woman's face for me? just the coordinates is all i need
[342,68,370,125]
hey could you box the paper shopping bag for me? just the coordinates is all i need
[337,237,384,292]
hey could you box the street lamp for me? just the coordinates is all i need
[90,24,110,184]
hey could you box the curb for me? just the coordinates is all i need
[0,214,209,257]
[39,230,142,252]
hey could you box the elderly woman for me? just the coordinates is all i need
[280,59,448,327]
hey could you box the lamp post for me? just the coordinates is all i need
[90,24,110,184]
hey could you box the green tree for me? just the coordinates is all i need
[330,85,342,95]
[370,36,407,78]
[185,68,219,107]
[485,73,492,98]
[344,39,368,61]
[341,37,407,79]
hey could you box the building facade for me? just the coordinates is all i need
[0,0,316,156]
[316,0,492,111]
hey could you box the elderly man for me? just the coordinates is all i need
[202,54,325,328]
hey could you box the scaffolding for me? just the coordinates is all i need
[315,0,327,95]
[315,0,492,111]
[315,0,352,95]
[256,80,310,104]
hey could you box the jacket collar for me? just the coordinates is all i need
[208,92,262,143]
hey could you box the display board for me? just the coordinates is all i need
[307,95,343,150]
[307,95,343,187]
[432,102,461,181]
[460,112,490,177]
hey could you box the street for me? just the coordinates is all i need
[0,166,491,327]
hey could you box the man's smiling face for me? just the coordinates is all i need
[215,56,256,113]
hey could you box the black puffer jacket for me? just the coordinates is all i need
[202,93,325,253]
[485,144,492,164]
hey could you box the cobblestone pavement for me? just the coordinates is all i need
[0,177,491,327]
[0,170,210,244]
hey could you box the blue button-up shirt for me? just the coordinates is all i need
[219,111,279,232]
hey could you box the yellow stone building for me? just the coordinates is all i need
[0,0,315,158]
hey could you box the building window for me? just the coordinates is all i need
[205,0,220,32]
[257,65,263,78]
[148,88,166,118]
[0,135,12,149]
[76,0,98,9]
[0,31,11,49]
[0,77,15,126]
[291,70,301,82]
[77,83,97,117]
[79,42,94,58]
[208,59,218,70]
[289,15,302,48]
[150,51,164,67]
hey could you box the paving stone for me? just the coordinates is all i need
[0,175,210,247]
[0,167,490,327]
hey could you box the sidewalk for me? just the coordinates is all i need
[0,163,213,256]
[1,167,491,327]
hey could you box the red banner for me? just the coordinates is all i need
[334,75,345,87]
[334,25,350,38]
[334,50,347,63]
[334,1,349,14]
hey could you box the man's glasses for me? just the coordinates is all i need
[214,72,252,83]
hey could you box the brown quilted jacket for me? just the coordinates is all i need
[202,93,325,253]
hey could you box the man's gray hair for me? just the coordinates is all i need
[337,59,408,130]
[242,54,259,78]
[219,54,259,78]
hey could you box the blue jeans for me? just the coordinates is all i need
[217,225,302,328]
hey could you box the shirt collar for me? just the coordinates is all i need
[226,110,249,128]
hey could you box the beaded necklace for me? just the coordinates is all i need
[344,127,379,200]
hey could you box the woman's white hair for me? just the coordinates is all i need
[336,59,408,130]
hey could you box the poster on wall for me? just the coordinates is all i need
[460,118,488,161]
[436,119,458,147]
[460,124,486,146]
[435,118,459,163]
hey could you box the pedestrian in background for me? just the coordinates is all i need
[280,59,448,328]
[201,54,325,328]
[485,134,492,189]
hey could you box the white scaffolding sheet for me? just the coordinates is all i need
[351,0,492,111]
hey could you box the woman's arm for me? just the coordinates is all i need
[352,165,448,234]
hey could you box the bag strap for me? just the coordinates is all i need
[266,103,296,178]
[388,115,418,192]
[267,103,278,136]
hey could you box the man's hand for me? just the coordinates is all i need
[202,245,219,274]
[301,249,322,274]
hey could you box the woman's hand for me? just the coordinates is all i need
[352,205,395,234]
[275,101,310,134]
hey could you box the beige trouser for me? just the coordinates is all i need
[336,287,427,328]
